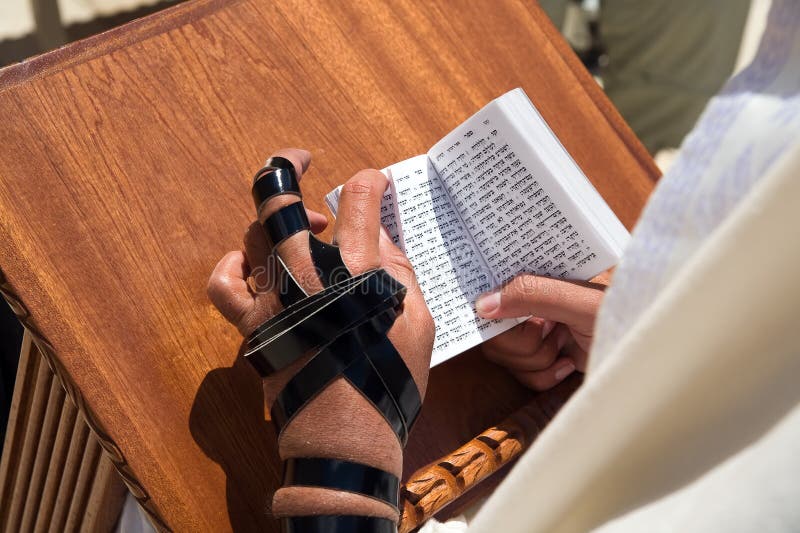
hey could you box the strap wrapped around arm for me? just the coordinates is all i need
[284,458,399,510]
[283,516,397,533]
[271,316,411,445]
[247,270,420,528]
[245,270,405,376]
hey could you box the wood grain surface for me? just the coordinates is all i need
[0,0,658,530]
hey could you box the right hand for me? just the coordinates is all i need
[475,273,607,391]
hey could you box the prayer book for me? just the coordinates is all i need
[326,88,629,366]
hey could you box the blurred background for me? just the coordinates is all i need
[0,0,770,512]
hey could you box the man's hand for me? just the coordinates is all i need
[476,273,607,391]
[207,148,434,521]
[207,148,433,395]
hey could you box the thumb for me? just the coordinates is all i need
[475,274,603,329]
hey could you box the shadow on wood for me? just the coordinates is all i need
[190,348,282,531]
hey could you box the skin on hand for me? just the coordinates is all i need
[207,148,434,521]
[475,272,608,391]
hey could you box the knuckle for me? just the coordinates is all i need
[342,171,382,198]
[206,274,230,302]
[342,247,380,274]
[513,274,540,298]
[383,252,414,278]
[511,275,567,306]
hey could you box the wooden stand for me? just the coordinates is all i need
[0,331,126,532]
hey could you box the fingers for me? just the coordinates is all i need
[333,170,388,274]
[482,320,562,373]
[266,148,327,231]
[257,149,325,294]
[482,323,585,390]
[562,337,589,372]
[482,319,545,362]
[257,148,327,231]
[476,274,603,332]
[512,356,576,391]
[267,148,328,231]
[207,251,255,329]
[306,209,328,234]
[244,222,272,281]
[507,324,576,390]
[271,147,311,174]
[209,148,326,334]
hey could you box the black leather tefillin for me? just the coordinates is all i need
[243,157,421,533]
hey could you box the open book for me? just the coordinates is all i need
[326,88,629,366]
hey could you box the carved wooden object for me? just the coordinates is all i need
[399,376,580,532]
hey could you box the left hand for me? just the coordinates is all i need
[475,272,608,391]
[206,148,434,521]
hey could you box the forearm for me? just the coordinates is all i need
[271,378,403,521]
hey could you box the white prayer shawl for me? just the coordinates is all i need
[422,2,800,532]
[471,149,800,533]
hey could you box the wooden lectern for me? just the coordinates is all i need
[0,0,658,530]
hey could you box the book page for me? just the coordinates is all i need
[428,89,625,285]
[326,155,521,366]
[387,156,519,365]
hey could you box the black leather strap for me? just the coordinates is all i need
[274,233,351,308]
[358,329,422,432]
[308,235,351,286]
[245,270,405,376]
[251,158,351,306]
[248,269,401,347]
[284,458,399,510]
[265,155,296,171]
[271,312,412,445]
[342,350,408,443]
[264,202,310,247]
[275,253,309,307]
[282,516,396,533]
[248,272,370,346]
[252,167,301,211]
